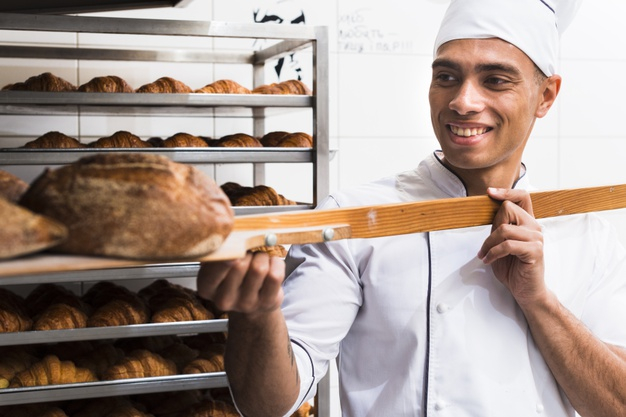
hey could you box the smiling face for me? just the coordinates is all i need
[429,38,560,194]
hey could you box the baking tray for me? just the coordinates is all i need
[0,319,228,346]
[0,372,228,406]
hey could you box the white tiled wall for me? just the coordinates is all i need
[2,1,626,415]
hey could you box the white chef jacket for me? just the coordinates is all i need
[281,152,626,417]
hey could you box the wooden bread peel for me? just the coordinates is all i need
[1,184,625,278]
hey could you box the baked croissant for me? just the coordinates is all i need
[74,343,125,379]
[78,75,134,93]
[162,132,209,148]
[182,343,225,374]
[9,355,97,387]
[187,399,240,417]
[0,288,32,333]
[232,185,297,206]
[102,349,177,380]
[135,77,193,93]
[194,79,250,94]
[0,348,38,388]
[2,72,77,92]
[84,282,149,327]
[277,132,313,148]
[23,131,86,149]
[252,79,312,95]
[157,342,199,372]
[27,283,90,331]
[0,169,29,203]
[89,130,150,148]
[213,133,262,148]
[260,131,290,147]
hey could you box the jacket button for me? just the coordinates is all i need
[436,303,450,313]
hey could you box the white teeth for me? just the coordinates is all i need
[450,125,488,137]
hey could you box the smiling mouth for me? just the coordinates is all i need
[448,125,492,137]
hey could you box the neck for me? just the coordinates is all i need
[440,158,523,197]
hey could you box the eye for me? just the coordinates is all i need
[484,76,511,88]
[433,72,457,85]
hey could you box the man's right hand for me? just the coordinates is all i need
[196,251,286,316]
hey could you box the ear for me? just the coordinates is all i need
[535,75,561,118]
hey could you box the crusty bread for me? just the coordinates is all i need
[78,75,134,93]
[2,72,77,92]
[23,131,86,149]
[19,153,234,260]
[195,79,250,94]
[0,169,28,203]
[0,197,67,260]
[135,77,193,93]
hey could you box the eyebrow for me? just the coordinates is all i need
[432,58,522,76]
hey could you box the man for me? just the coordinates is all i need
[197,0,626,415]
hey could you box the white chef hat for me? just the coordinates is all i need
[433,0,583,76]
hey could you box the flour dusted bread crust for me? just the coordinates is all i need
[0,198,68,260]
[78,75,134,93]
[19,153,234,260]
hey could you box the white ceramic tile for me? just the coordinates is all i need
[265,163,313,203]
[337,54,431,138]
[559,137,626,189]
[336,136,435,190]
[520,135,560,191]
[558,59,626,138]
[560,0,626,61]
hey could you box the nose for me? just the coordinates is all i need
[448,80,484,115]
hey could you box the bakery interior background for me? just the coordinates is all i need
[2,1,626,414]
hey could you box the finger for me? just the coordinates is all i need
[491,199,538,230]
[236,252,273,312]
[487,187,535,216]
[256,256,286,310]
[196,260,237,300]
[213,253,254,311]
[479,224,543,263]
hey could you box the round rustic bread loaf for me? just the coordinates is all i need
[19,153,234,260]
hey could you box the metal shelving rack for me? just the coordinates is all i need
[0,12,331,416]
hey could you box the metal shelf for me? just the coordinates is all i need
[0,147,314,165]
[0,373,228,406]
[0,319,228,346]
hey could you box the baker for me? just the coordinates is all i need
[197,0,626,415]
